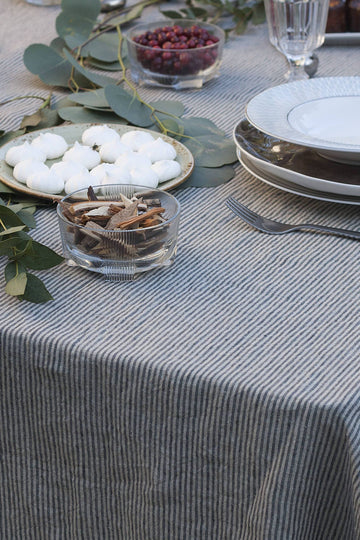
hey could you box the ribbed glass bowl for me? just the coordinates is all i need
[126,19,225,89]
[57,184,181,281]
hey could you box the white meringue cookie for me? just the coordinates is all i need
[62,141,100,170]
[31,132,68,159]
[64,170,94,195]
[5,141,46,167]
[101,167,132,185]
[81,125,120,147]
[130,167,159,188]
[13,160,49,184]
[120,130,155,151]
[50,161,87,183]
[115,151,152,170]
[90,163,121,183]
[138,137,177,162]
[151,160,181,183]
[26,170,64,194]
[99,139,131,163]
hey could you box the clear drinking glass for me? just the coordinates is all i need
[265,0,330,81]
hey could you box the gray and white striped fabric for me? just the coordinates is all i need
[1,1,360,538]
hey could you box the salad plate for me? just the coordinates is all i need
[0,123,195,201]
[234,119,360,197]
[238,151,360,205]
[245,77,360,164]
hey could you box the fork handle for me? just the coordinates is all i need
[299,224,360,240]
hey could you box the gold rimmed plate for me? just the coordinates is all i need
[0,123,195,201]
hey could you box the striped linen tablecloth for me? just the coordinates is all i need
[1,1,360,538]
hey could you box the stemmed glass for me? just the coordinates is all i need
[264,0,330,81]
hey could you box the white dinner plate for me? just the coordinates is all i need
[238,151,360,205]
[233,119,360,197]
[0,124,195,201]
[245,77,360,164]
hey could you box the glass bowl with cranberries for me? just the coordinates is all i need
[126,19,225,89]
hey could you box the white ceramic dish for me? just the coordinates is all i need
[238,151,360,205]
[245,77,360,165]
[233,119,360,197]
[0,124,195,201]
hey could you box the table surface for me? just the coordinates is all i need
[1,1,360,539]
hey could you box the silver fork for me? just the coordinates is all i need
[226,196,360,240]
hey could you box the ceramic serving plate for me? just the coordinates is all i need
[238,151,360,205]
[233,119,360,197]
[245,77,360,164]
[0,123,195,201]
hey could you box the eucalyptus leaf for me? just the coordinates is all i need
[150,100,185,117]
[0,182,15,194]
[104,85,153,127]
[182,165,235,187]
[184,135,237,167]
[179,117,225,137]
[0,238,28,257]
[108,3,149,26]
[16,210,37,229]
[50,37,68,55]
[25,109,61,132]
[160,10,184,18]
[21,273,53,304]
[56,0,101,44]
[5,272,28,297]
[63,49,116,87]
[5,260,26,281]
[86,58,123,71]
[68,33,121,63]
[18,241,64,270]
[0,206,28,228]
[58,106,127,124]
[67,88,109,108]
[23,44,73,87]
[0,226,26,237]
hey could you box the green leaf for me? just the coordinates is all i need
[67,88,109,108]
[5,272,28,297]
[23,44,73,87]
[0,182,15,194]
[86,58,123,71]
[150,100,185,117]
[104,85,153,127]
[16,210,37,229]
[0,226,26,237]
[50,37,68,55]
[5,260,26,281]
[109,3,149,25]
[62,49,116,87]
[0,237,29,257]
[184,135,237,167]
[21,273,53,304]
[180,117,225,137]
[160,10,184,18]
[182,165,235,187]
[56,0,101,44]
[17,241,64,270]
[65,33,121,63]
[0,205,27,228]
[57,106,127,124]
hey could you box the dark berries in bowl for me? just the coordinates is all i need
[126,20,225,89]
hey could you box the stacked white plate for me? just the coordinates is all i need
[233,77,360,205]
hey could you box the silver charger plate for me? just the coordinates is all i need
[233,119,360,197]
[238,151,360,205]
[325,32,360,45]
[245,77,360,164]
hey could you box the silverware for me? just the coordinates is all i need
[226,196,360,240]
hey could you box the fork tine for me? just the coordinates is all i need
[226,197,257,224]
[226,199,256,228]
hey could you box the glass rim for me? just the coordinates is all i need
[56,183,181,233]
[126,18,225,51]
